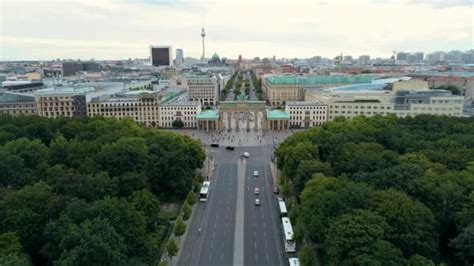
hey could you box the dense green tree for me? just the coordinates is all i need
[300,175,374,241]
[275,115,474,264]
[91,197,148,257]
[325,209,402,264]
[293,160,331,196]
[2,182,65,261]
[408,254,435,266]
[370,189,437,258]
[97,137,148,177]
[55,217,127,266]
[0,232,31,266]
[129,189,162,230]
[182,202,192,221]
[172,120,184,129]
[299,243,317,266]
[173,216,186,239]
[457,192,474,227]
[185,191,197,205]
[0,149,26,187]
[0,115,203,264]
[449,223,474,265]
[276,141,318,178]
[166,238,179,260]
[117,172,149,197]
[3,138,49,170]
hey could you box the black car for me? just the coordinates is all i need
[210,143,219,148]
[273,186,280,194]
[226,146,235,151]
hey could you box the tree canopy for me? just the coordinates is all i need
[275,115,474,265]
[0,115,205,265]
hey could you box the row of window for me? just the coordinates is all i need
[41,102,71,106]
[288,106,326,110]
[291,116,326,120]
[89,102,157,108]
[332,105,392,110]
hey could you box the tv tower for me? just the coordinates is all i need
[201,26,206,61]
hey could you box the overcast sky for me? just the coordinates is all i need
[0,0,472,61]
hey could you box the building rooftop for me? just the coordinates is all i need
[286,101,326,105]
[0,92,35,103]
[197,109,219,120]
[267,109,290,120]
[266,75,374,86]
[324,83,388,93]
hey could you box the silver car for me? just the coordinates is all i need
[254,199,261,206]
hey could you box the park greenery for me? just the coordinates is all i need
[275,115,474,265]
[0,115,205,265]
[250,71,263,100]
[432,85,461,96]
[129,83,153,91]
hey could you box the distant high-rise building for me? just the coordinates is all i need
[461,51,474,64]
[427,51,445,64]
[413,52,424,62]
[62,61,100,76]
[445,50,463,62]
[407,54,417,64]
[150,45,173,67]
[343,55,353,62]
[396,52,409,61]
[201,27,206,60]
[358,55,370,65]
[310,56,322,64]
[175,49,184,65]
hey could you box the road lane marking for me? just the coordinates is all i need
[233,159,245,266]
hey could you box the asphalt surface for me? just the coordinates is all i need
[177,145,286,266]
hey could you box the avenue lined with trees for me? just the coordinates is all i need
[0,115,205,265]
[275,115,474,265]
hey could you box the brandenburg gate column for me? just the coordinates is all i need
[246,111,250,132]
[235,111,239,132]
[263,114,268,131]
[254,111,259,132]
[218,112,224,131]
[227,112,232,132]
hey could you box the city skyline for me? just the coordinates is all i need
[1,0,472,61]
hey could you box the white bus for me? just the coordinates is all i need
[281,217,296,253]
[199,181,210,202]
[278,201,288,217]
[288,258,300,266]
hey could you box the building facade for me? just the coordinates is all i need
[159,101,201,128]
[87,92,160,127]
[325,90,464,121]
[0,92,37,115]
[285,101,328,128]
[186,75,219,106]
[36,93,87,118]
[263,75,373,107]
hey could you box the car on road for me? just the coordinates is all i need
[273,186,280,194]
[243,152,250,158]
[210,143,219,148]
[277,196,284,202]
[254,187,260,195]
[254,199,261,206]
[253,170,259,177]
[226,146,235,151]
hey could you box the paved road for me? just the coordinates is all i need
[244,146,285,266]
[177,145,286,266]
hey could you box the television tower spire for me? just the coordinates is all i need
[201,26,206,61]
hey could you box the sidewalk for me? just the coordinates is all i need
[170,202,198,266]
[269,161,279,184]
